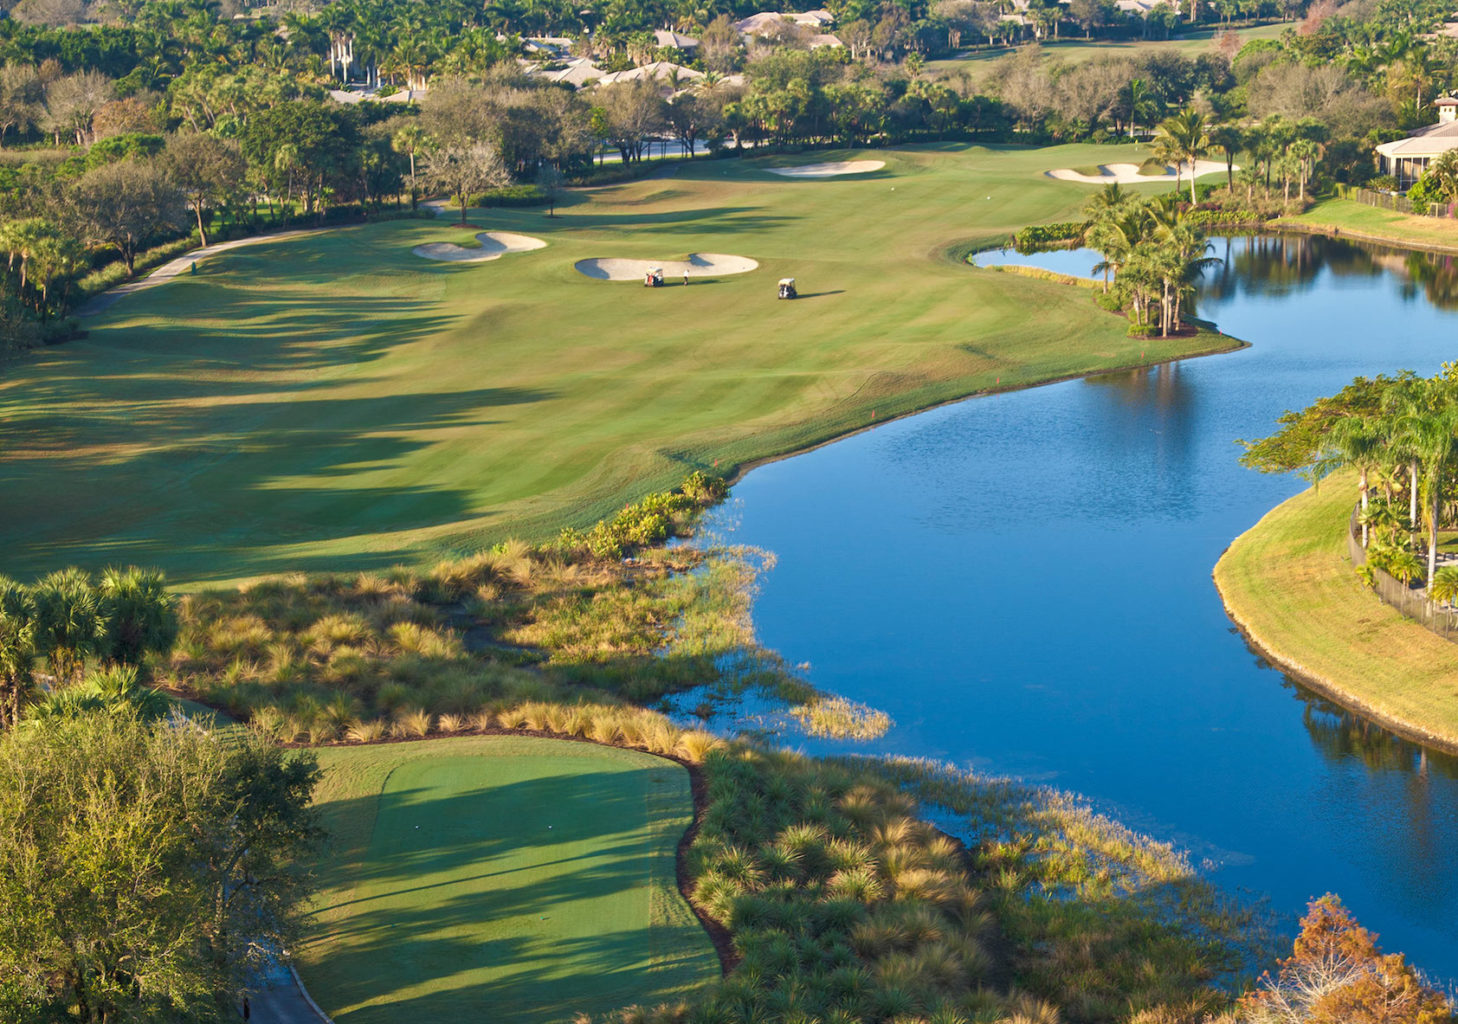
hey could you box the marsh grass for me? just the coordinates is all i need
[868,757,1276,1022]
[790,697,894,741]
[156,477,831,740]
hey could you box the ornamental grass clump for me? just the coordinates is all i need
[161,474,784,736]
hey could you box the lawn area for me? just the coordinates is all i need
[926,22,1287,78]
[1214,478,1458,752]
[0,142,1235,586]
[1278,197,1458,253]
[298,735,718,1024]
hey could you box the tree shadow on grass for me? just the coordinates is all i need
[302,761,715,1024]
[0,383,552,582]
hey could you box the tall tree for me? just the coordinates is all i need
[162,131,246,247]
[71,159,187,276]
[424,140,508,224]
[1155,107,1211,203]
[0,711,323,1021]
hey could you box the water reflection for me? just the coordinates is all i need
[994,233,1458,311]
[1402,250,1458,310]
[719,231,1458,975]
[1292,683,1458,780]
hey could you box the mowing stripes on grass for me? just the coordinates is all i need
[299,736,718,1024]
[0,142,1240,586]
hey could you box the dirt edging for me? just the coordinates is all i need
[1212,551,1458,757]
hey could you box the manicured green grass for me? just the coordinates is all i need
[1214,478,1458,751]
[0,143,1234,586]
[1278,197,1458,252]
[926,22,1287,77]
[299,735,717,1024]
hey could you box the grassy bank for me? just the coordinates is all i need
[1275,197,1458,254]
[0,142,1237,587]
[301,735,718,1024]
[1213,478,1458,753]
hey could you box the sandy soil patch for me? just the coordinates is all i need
[767,160,886,178]
[1045,160,1233,184]
[574,253,759,281]
[413,231,546,262]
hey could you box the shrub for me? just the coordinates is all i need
[1011,221,1085,254]
[476,184,547,208]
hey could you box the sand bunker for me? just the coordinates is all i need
[768,160,885,178]
[413,231,546,262]
[1046,160,1233,184]
[574,253,759,281]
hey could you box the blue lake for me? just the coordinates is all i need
[702,234,1458,975]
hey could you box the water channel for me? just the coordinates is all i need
[699,234,1458,976]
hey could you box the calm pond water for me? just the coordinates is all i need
[702,235,1458,975]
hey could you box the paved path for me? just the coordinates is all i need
[77,230,322,317]
[244,966,333,1024]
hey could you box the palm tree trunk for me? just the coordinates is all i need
[1360,467,1369,547]
[1430,476,1441,587]
[1189,158,1197,205]
[1411,460,1420,526]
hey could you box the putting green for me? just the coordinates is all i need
[300,736,717,1024]
[0,142,1236,585]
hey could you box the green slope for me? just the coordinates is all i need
[300,736,717,1024]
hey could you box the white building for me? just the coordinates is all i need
[1377,97,1458,187]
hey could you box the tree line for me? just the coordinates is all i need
[1240,364,1458,600]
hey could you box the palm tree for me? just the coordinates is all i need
[1318,415,1389,547]
[97,567,177,672]
[392,124,428,209]
[1430,565,1458,606]
[29,568,107,686]
[1155,108,1211,205]
[1395,383,1458,586]
[1208,123,1243,192]
[0,577,35,728]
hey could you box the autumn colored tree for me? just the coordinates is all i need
[1239,894,1454,1024]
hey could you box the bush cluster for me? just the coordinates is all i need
[558,471,728,559]
[1010,222,1085,254]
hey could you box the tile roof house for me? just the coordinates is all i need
[653,29,699,49]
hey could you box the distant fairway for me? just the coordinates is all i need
[300,736,717,1024]
[926,23,1288,79]
[0,143,1236,584]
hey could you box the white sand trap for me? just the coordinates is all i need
[1046,160,1234,184]
[768,160,886,178]
[413,231,546,262]
[574,253,759,281]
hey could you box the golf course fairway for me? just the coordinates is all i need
[0,143,1236,585]
[299,736,717,1023]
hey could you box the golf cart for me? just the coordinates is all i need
[778,277,797,300]
[644,267,665,287]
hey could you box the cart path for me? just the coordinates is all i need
[247,967,334,1024]
[78,229,324,317]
